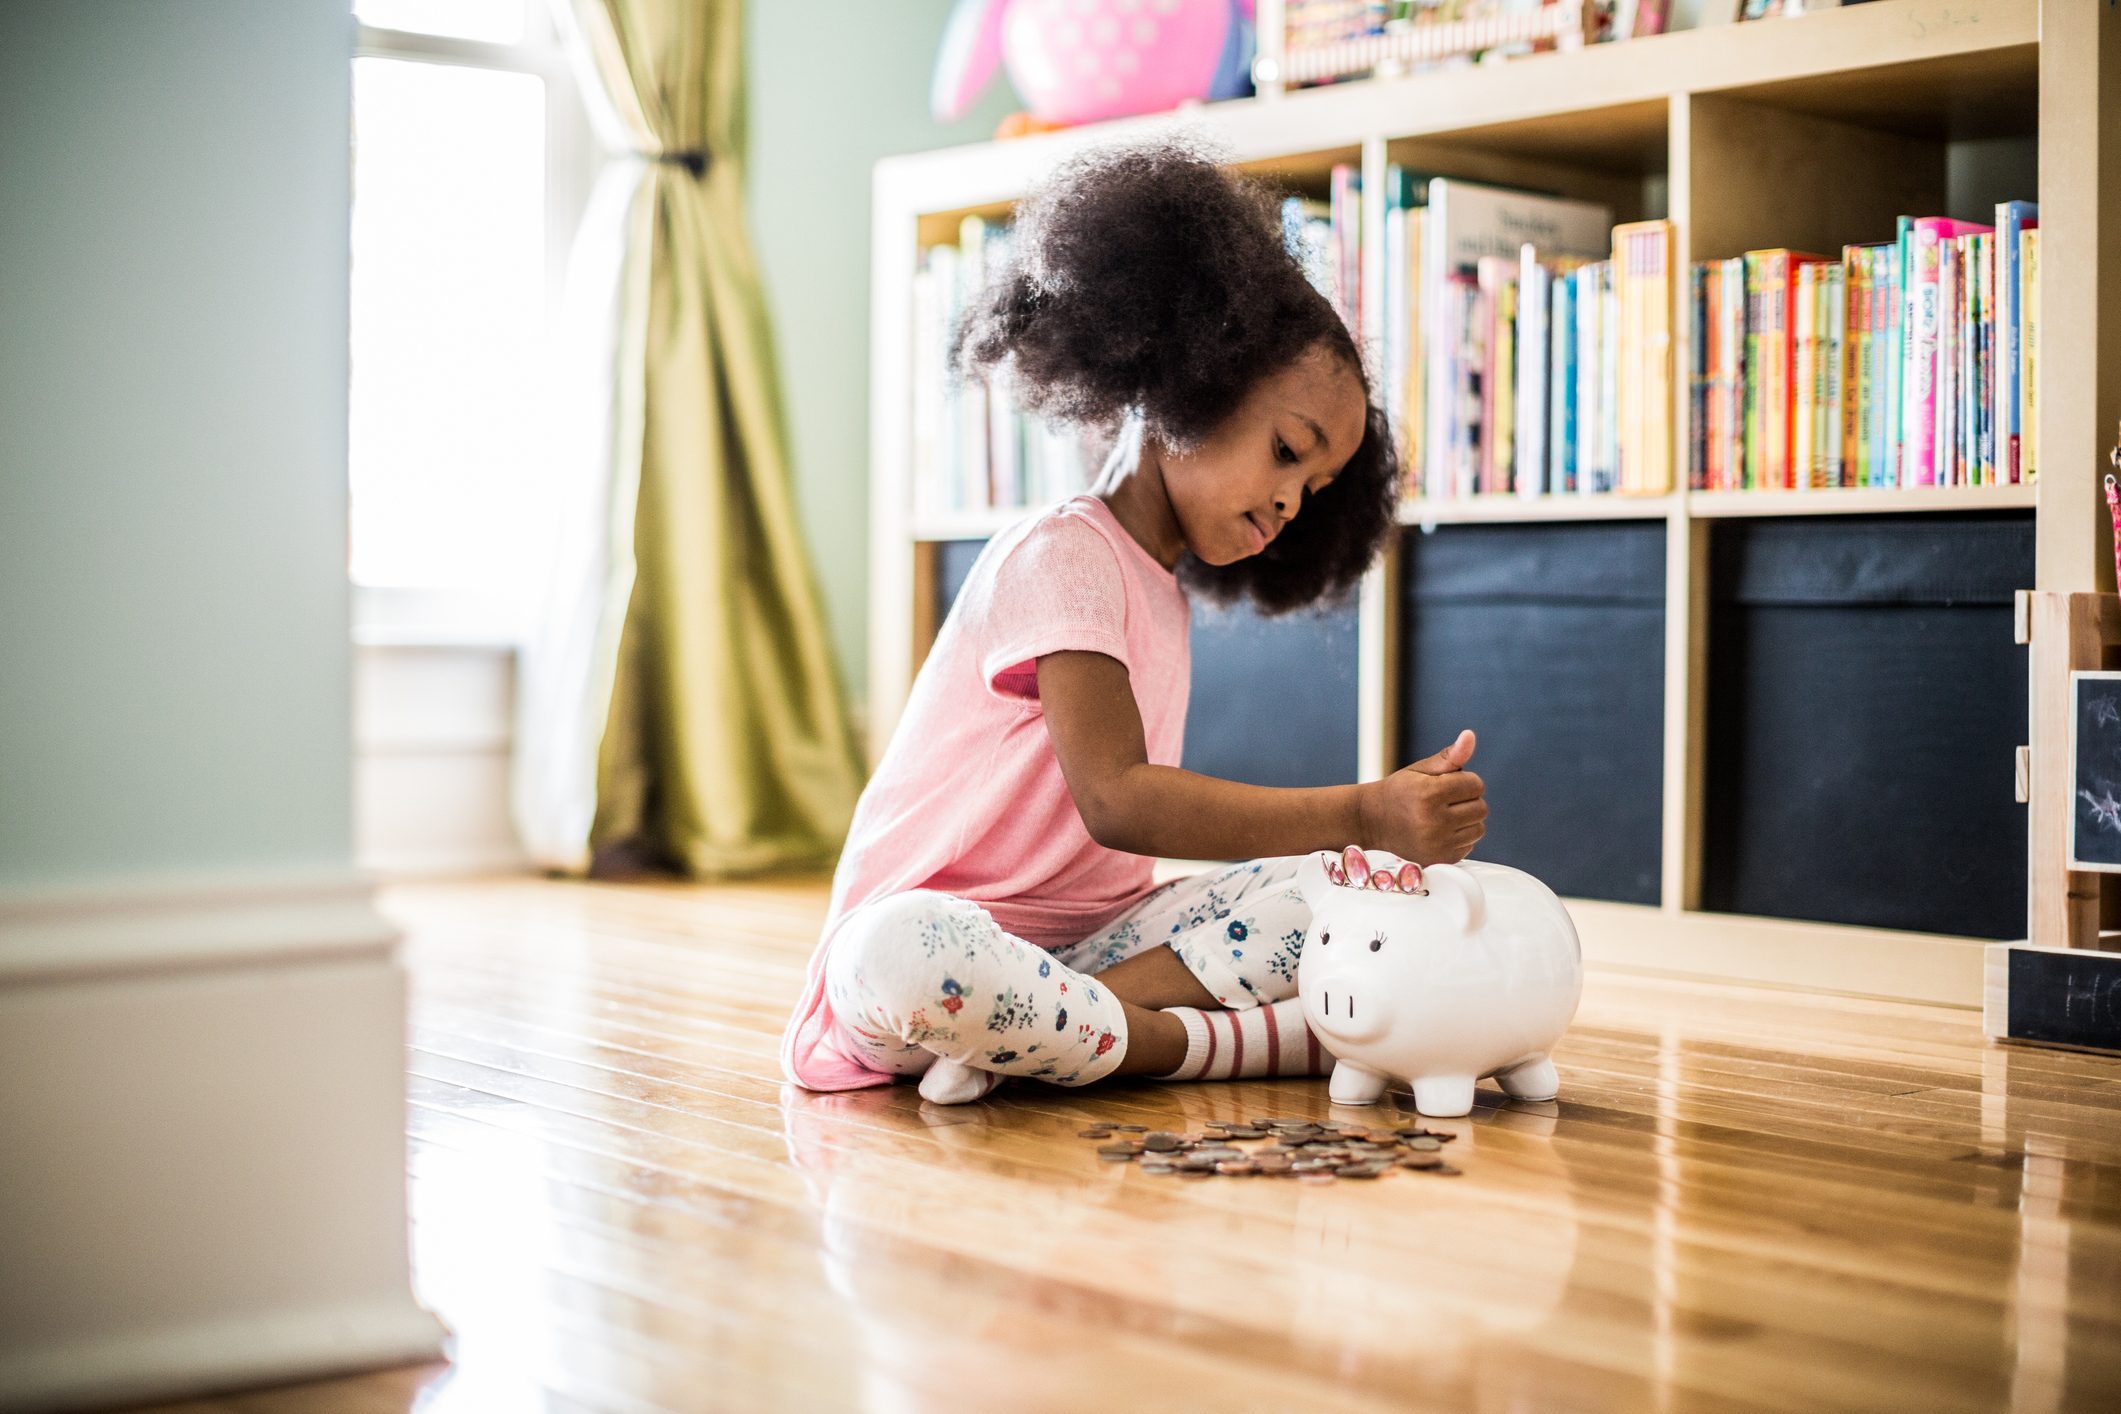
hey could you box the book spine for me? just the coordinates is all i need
[1822,263,1845,489]
[1518,244,1547,499]
[1722,257,1745,492]
[1496,273,1517,494]
[1997,202,2037,482]
[1456,274,1482,499]
[1641,222,1674,494]
[1871,248,1890,487]
[1974,233,1990,485]
[1994,203,2016,481]
[1405,209,1426,489]
[1617,229,1640,494]
[1908,221,1940,486]
[1892,215,1912,484]
[1793,262,1816,490]
[1602,263,1620,494]
[1843,249,1866,490]
[956,215,989,509]
[1691,263,1709,491]
[2022,228,2040,483]
[1552,267,1573,495]
[1742,253,1763,490]
[1578,263,1599,495]
[1384,200,1405,443]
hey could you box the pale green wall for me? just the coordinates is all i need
[746,1,1019,719]
[0,2,355,890]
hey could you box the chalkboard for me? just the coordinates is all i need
[2004,946,2121,1053]
[2067,671,2121,871]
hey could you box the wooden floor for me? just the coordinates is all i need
[136,875,2121,1414]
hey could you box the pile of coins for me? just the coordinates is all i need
[1077,1116,1461,1184]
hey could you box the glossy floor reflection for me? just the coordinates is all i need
[135,876,2121,1413]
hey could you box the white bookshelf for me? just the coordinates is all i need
[868,0,2119,1007]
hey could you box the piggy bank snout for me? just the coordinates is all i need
[1305,968,1393,1045]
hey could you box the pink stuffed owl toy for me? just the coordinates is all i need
[933,0,1257,129]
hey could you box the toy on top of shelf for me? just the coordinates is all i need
[931,0,1256,131]
[1295,846,1584,1116]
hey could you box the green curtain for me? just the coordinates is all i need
[557,0,862,876]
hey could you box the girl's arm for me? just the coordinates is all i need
[1037,650,1486,864]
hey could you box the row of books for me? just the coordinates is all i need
[1378,173,1675,500]
[1284,1,1671,90]
[1689,204,2040,491]
[909,215,1097,517]
[908,177,2034,517]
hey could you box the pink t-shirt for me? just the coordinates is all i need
[781,494,1192,1091]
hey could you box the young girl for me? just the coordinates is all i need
[782,142,1486,1104]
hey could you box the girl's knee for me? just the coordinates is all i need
[826,890,960,1016]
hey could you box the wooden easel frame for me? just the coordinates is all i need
[2017,590,2121,952]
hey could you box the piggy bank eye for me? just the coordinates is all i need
[1319,931,1330,946]
[1369,933,1385,952]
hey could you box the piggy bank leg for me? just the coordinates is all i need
[1494,1054,1560,1102]
[1410,1075,1476,1117]
[1327,1060,1389,1105]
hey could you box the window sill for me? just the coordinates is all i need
[352,584,524,651]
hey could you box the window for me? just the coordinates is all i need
[350,1,596,643]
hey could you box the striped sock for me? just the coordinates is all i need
[1154,998,1331,1082]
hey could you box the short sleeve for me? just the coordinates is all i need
[978,513,1132,700]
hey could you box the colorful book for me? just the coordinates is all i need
[1613,220,1674,494]
[1551,265,1577,494]
[1995,201,2038,482]
[1594,262,1611,496]
[1819,263,1846,488]
[1718,257,1745,490]
[1794,262,1818,490]
[1517,244,1550,499]
[2022,228,2040,483]
[1744,249,1830,489]
[1479,256,1519,493]
[1420,179,1611,497]
[1329,164,1361,337]
[1690,262,1710,491]
[1842,245,1874,489]
[1578,261,1606,495]
[1903,217,1992,485]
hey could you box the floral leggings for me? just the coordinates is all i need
[823,856,1312,1089]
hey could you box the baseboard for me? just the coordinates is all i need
[0,869,397,983]
[0,873,445,1410]
[0,1299,446,1414]
[1569,900,1988,1009]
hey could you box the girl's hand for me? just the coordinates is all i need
[1357,729,1486,865]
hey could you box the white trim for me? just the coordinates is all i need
[1569,899,1988,1009]
[359,847,530,878]
[1,1300,446,1414]
[0,872,398,985]
[352,585,525,649]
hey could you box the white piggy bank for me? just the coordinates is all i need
[1295,847,1583,1117]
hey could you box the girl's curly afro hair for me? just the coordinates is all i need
[951,139,1399,617]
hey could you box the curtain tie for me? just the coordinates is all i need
[636,148,710,178]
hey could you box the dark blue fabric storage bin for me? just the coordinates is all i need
[1702,512,2031,940]
[1396,521,1667,905]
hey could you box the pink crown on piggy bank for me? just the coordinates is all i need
[1322,846,1428,896]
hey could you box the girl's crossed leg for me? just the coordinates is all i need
[822,857,1323,1100]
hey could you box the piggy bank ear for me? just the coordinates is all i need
[1295,850,1337,907]
[1421,863,1488,935]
